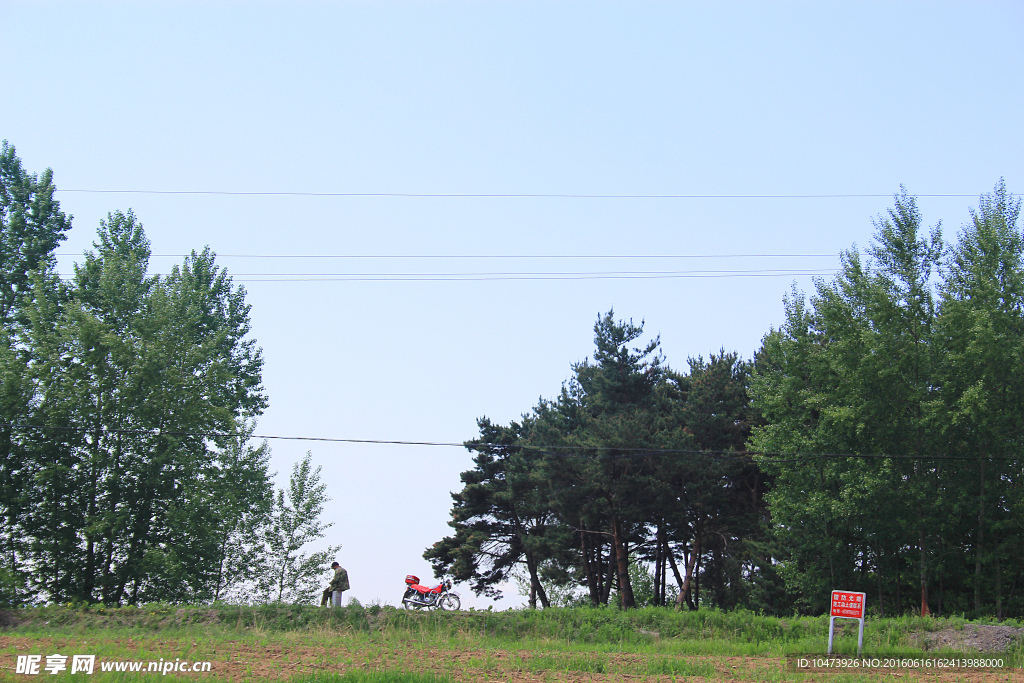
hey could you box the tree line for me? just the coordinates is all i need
[427,182,1024,619]
[0,141,336,606]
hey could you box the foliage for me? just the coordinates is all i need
[0,144,274,605]
[209,426,274,602]
[626,558,658,607]
[430,312,773,612]
[424,418,571,608]
[932,180,1024,618]
[254,452,341,604]
[0,566,29,607]
[0,141,72,594]
[0,140,72,325]
[431,183,1024,620]
[750,182,1024,618]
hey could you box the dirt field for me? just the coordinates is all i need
[915,625,1024,654]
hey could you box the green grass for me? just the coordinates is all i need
[290,674,453,683]
[639,656,718,677]
[2,604,1021,682]
[9,601,1019,650]
[52,673,453,683]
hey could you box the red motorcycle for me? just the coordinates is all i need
[402,575,461,611]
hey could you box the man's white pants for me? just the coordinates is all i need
[332,590,343,607]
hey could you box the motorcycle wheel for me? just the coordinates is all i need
[438,593,461,611]
[402,589,422,610]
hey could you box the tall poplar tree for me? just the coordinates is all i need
[933,181,1024,618]
[20,210,270,604]
[1,144,283,605]
[255,452,341,604]
[0,141,71,325]
[750,185,1024,618]
[0,142,71,603]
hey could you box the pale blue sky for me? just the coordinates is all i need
[3,1,1022,608]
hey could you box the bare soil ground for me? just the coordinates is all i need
[913,625,1024,653]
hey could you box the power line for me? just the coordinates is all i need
[46,251,844,281]
[8,422,1018,464]
[56,253,839,259]
[55,189,978,199]
[49,270,839,282]
[229,271,839,282]
[53,267,839,282]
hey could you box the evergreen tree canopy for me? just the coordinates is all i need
[430,312,771,611]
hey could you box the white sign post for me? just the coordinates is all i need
[827,590,866,656]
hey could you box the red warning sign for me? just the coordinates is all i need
[830,590,866,619]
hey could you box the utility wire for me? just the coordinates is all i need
[226,271,839,282]
[46,251,842,281]
[52,268,839,282]
[8,422,1018,464]
[55,253,838,259]
[55,189,978,199]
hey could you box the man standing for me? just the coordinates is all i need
[327,561,349,607]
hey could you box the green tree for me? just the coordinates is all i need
[0,142,71,602]
[0,140,71,324]
[432,312,669,609]
[19,211,269,604]
[749,188,962,618]
[1,145,274,605]
[0,329,33,601]
[255,452,341,604]
[528,386,620,607]
[655,352,774,612]
[425,417,571,608]
[208,426,274,602]
[933,180,1024,618]
[550,311,666,609]
[437,311,772,612]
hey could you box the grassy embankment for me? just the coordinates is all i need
[1,604,1021,682]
